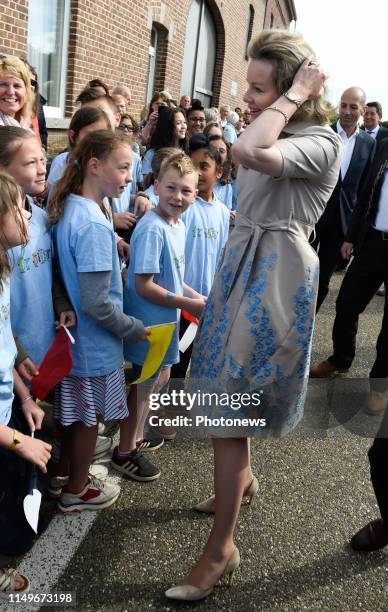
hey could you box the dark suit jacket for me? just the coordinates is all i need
[316,124,375,235]
[361,125,388,145]
[346,138,388,252]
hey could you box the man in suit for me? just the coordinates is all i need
[313,87,375,311]
[362,101,388,144]
[311,137,388,416]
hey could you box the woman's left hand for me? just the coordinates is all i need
[21,397,45,432]
[292,57,328,101]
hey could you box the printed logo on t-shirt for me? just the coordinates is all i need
[192,225,219,240]
[173,254,185,269]
[17,248,51,273]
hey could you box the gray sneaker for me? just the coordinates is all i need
[58,475,120,513]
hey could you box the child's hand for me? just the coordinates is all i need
[113,211,137,230]
[134,196,152,217]
[185,298,207,319]
[21,398,45,432]
[16,357,39,382]
[134,328,151,343]
[117,239,129,261]
[57,310,76,328]
[230,210,236,221]
[14,434,52,473]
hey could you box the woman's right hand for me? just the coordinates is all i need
[148,111,159,125]
[14,434,52,474]
[292,57,328,101]
[185,298,207,319]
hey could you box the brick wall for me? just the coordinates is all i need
[0,0,295,149]
[0,0,28,56]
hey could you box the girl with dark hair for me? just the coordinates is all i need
[208,135,234,211]
[142,107,188,188]
[47,106,111,197]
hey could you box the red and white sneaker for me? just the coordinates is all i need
[58,475,120,513]
[48,465,109,499]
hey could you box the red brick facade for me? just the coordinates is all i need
[0,0,295,126]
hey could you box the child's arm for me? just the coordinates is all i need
[182,282,206,301]
[0,424,51,473]
[52,260,76,328]
[135,274,206,319]
[79,271,149,343]
[13,368,45,432]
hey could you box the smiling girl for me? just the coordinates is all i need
[48,130,148,513]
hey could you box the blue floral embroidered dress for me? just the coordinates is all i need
[189,122,343,437]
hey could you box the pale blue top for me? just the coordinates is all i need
[123,210,185,366]
[223,123,237,145]
[10,200,56,367]
[130,152,143,194]
[54,194,124,376]
[181,195,229,296]
[0,279,16,425]
[142,148,155,176]
[47,151,69,190]
[214,180,233,210]
[144,184,159,208]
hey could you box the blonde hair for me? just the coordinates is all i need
[158,151,198,183]
[248,30,334,125]
[0,172,27,289]
[0,55,34,125]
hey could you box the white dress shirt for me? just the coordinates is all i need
[374,171,388,232]
[365,126,379,139]
[337,120,359,179]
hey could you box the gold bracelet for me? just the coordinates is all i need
[9,429,22,450]
[265,106,289,125]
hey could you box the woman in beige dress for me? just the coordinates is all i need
[166,30,343,601]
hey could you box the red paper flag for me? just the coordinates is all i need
[181,310,199,326]
[31,327,73,399]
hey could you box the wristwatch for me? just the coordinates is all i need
[282,90,303,108]
[9,429,22,450]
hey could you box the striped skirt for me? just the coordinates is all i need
[53,366,128,427]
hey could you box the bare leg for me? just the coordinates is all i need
[184,437,251,589]
[137,368,171,439]
[118,385,139,453]
[65,423,98,494]
[52,424,71,478]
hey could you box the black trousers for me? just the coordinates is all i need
[170,317,191,380]
[328,228,388,391]
[313,207,345,312]
[368,406,388,531]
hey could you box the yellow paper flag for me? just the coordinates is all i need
[131,322,176,384]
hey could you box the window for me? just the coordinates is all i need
[146,24,168,104]
[181,0,217,107]
[27,0,70,117]
[245,5,255,60]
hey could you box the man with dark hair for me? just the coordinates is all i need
[186,102,206,138]
[75,88,121,128]
[312,87,375,311]
[311,137,388,415]
[362,101,388,144]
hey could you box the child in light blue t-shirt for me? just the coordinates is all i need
[172,138,229,379]
[143,147,180,209]
[113,152,206,481]
[49,130,147,513]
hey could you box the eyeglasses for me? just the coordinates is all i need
[118,124,134,131]
[30,79,38,89]
[189,117,206,124]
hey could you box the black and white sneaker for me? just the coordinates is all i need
[111,447,161,481]
[136,434,164,453]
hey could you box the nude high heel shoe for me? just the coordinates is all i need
[164,547,240,601]
[194,476,259,514]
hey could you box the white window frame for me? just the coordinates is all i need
[28,0,71,118]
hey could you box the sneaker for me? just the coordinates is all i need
[58,475,120,513]
[136,434,164,452]
[92,435,113,460]
[111,447,161,481]
[364,391,387,416]
[50,435,112,464]
[309,360,349,378]
[98,421,106,435]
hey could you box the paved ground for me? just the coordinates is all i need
[3,272,388,611]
